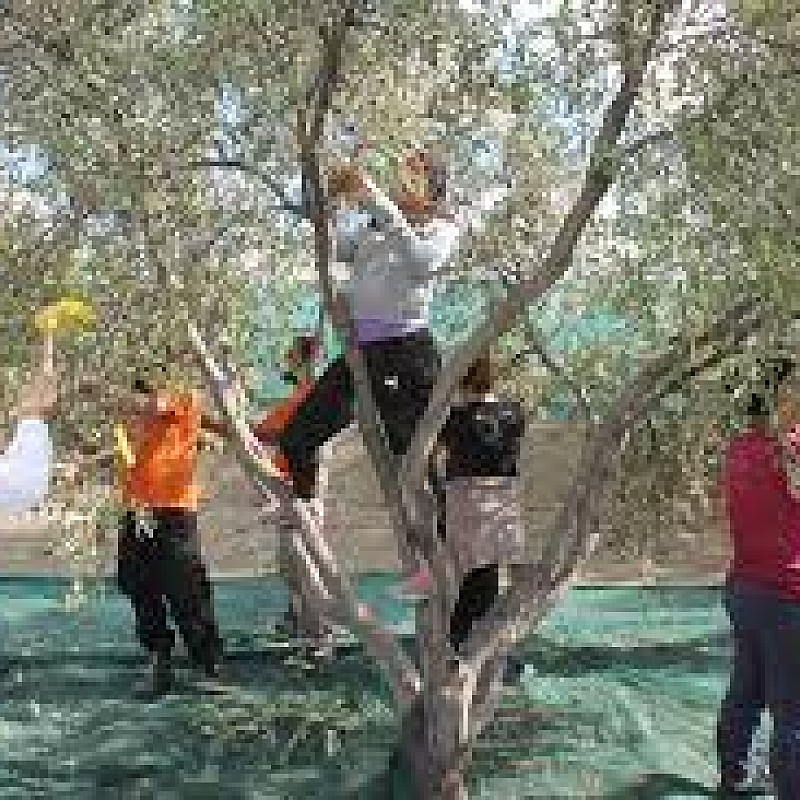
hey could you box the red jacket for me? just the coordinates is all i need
[251,378,314,478]
[722,427,800,600]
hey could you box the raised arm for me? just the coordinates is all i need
[360,173,510,274]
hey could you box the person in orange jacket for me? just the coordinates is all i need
[115,367,228,697]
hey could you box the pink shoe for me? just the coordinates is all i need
[396,566,433,598]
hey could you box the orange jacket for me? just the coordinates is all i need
[118,392,202,511]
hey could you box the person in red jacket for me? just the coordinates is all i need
[717,356,800,798]
[251,334,321,480]
[251,335,334,642]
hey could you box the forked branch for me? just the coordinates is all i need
[398,0,680,517]
[462,295,770,715]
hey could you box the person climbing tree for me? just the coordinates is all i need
[251,334,322,480]
[275,144,509,593]
[250,334,335,643]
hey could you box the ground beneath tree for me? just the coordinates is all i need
[0,577,770,799]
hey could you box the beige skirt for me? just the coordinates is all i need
[444,476,525,576]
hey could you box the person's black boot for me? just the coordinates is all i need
[134,651,173,699]
[194,653,232,693]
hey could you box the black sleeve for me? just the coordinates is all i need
[439,407,460,450]
[496,399,524,440]
[511,401,525,441]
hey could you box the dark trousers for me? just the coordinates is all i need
[117,509,222,668]
[448,564,499,653]
[717,580,800,797]
[277,329,441,497]
[434,480,501,653]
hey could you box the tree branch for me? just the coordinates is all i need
[462,294,771,711]
[295,4,445,580]
[399,0,680,510]
[509,314,594,424]
[184,159,306,218]
[187,323,421,705]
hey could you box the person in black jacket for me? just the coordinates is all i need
[434,350,526,657]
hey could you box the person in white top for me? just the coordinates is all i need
[0,354,57,513]
[275,147,508,588]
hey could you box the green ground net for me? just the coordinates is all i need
[0,577,773,798]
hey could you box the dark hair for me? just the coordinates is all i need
[771,356,795,385]
[746,356,795,419]
[461,350,497,395]
[294,335,320,364]
[425,155,447,203]
[746,394,768,419]
[132,361,168,395]
[132,376,153,395]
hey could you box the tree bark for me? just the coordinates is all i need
[389,691,470,800]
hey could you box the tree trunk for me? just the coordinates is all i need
[392,691,471,800]
[390,598,473,799]
[277,496,338,644]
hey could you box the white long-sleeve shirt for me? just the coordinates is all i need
[333,177,509,343]
[0,419,53,512]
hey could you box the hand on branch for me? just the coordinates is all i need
[327,164,368,203]
[16,365,58,421]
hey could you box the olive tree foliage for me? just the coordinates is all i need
[0,0,257,379]
[579,0,800,561]
[1,0,796,793]
[0,0,263,582]
[0,0,542,364]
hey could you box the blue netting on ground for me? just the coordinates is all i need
[0,577,771,798]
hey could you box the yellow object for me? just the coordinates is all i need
[34,298,96,336]
[114,424,135,469]
[35,298,96,372]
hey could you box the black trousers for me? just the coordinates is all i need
[717,581,800,797]
[448,564,500,653]
[117,509,222,667]
[277,329,441,496]
[436,484,499,653]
